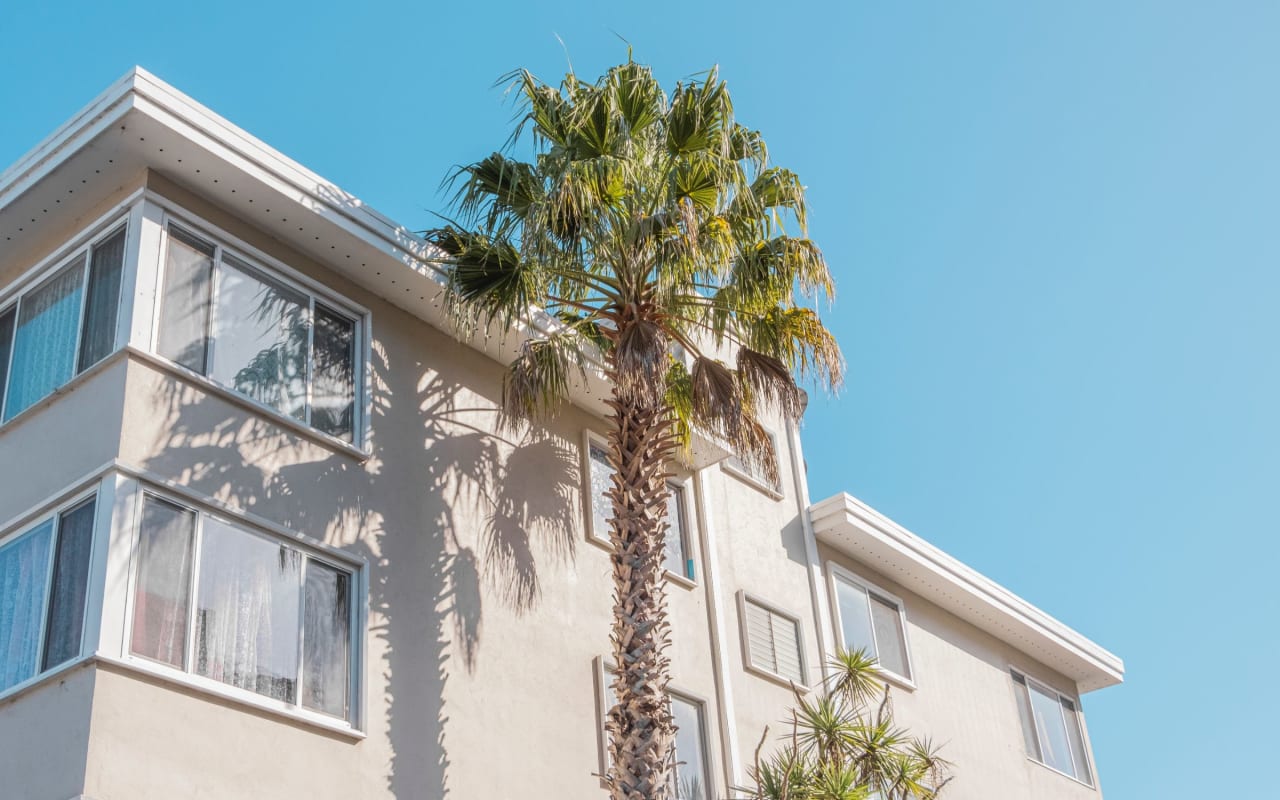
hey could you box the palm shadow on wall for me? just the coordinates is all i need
[141,320,577,799]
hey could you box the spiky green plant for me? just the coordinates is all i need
[425,56,842,800]
[743,649,952,800]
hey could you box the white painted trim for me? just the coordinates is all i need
[786,417,832,683]
[1009,667,1097,789]
[126,199,168,350]
[810,491,1124,692]
[694,469,743,790]
[825,561,918,691]
[736,590,811,691]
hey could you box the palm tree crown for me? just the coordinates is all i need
[426,57,844,800]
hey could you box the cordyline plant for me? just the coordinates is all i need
[744,649,952,800]
[424,57,842,800]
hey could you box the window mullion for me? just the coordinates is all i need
[185,512,205,675]
[0,303,17,421]
[862,585,881,661]
[33,514,61,678]
[68,253,92,380]
[304,298,315,426]
[205,246,222,377]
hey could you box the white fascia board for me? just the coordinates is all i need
[809,492,1124,693]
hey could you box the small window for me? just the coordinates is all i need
[0,225,127,422]
[741,594,805,685]
[585,433,696,582]
[154,223,361,443]
[596,660,712,800]
[722,429,782,495]
[0,493,97,693]
[1011,671,1094,785]
[129,493,356,722]
[829,567,913,683]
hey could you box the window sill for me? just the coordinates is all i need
[719,462,784,500]
[744,661,810,693]
[0,347,129,436]
[874,666,917,693]
[125,347,370,462]
[1026,756,1095,790]
[96,653,365,741]
[0,654,95,708]
[665,569,698,590]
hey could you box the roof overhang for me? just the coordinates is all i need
[0,67,730,469]
[810,492,1124,693]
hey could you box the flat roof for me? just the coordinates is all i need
[810,492,1124,692]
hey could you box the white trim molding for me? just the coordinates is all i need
[810,493,1124,693]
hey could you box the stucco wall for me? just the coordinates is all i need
[0,664,96,800]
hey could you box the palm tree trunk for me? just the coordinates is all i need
[604,375,678,800]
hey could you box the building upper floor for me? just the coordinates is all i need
[0,68,1123,800]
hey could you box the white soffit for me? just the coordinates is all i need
[809,492,1124,693]
[0,66,730,469]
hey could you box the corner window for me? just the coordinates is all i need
[585,432,697,582]
[154,223,361,443]
[741,594,805,685]
[596,659,712,800]
[1012,670,1094,785]
[0,493,97,693]
[0,225,127,422]
[829,566,913,684]
[129,493,356,722]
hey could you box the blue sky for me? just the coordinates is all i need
[2,1,1275,795]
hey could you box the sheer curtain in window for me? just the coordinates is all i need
[4,261,84,421]
[302,560,350,717]
[41,500,96,671]
[195,519,302,703]
[0,524,54,691]
[76,229,127,371]
[131,497,196,668]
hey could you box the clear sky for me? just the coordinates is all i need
[2,1,1275,796]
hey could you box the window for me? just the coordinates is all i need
[829,567,913,683]
[585,433,697,582]
[741,594,805,685]
[722,429,782,494]
[129,493,356,721]
[0,225,126,422]
[0,494,97,693]
[1011,670,1094,785]
[596,660,712,800]
[154,223,360,443]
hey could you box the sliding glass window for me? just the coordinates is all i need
[154,223,360,443]
[0,494,98,693]
[0,225,127,423]
[129,493,356,721]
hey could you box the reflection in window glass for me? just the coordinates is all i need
[1011,670,1093,784]
[588,442,613,540]
[157,228,215,373]
[212,258,308,421]
[663,483,692,579]
[312,304,356,441]
[1028,680,1075,776]
[77,228,127,371]
[670,694,709,800]
[195,518,302,704]
[41,500,96,671]
[130,497,196,668]
[303,560,350,718]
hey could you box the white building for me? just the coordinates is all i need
[0,68,1123,800]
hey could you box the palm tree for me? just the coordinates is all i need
[425,57,843,800]
[746,650,952,800]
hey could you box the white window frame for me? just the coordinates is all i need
[582,430,700,587]
[1010,668,1096,788]
[0,483,102,702]
[736,590,809,689]
[826,562,916,689]
[119,479,365,733]
[144,204,372,451]
[593,656,715,797]
[720,429,784,498]
[0,208,133,426]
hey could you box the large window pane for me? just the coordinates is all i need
[302,560,350,718]
[0,523,54,691]
[195,519,302,703]
[41,500,96,670]
[77,228,126,372]
[868,593,910,679]
[670,695,709,800]
[210,257,308,420]
[663,484,691,579]
[4,260,85,421]
[1028,680,1076,777]
[157,227,214,373]
[588,442,613,539]
[130,497,196,668]
[833,576,875,658]
[0,308,14,414]
[312,304,356,441]
[1012,673,1041,761]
